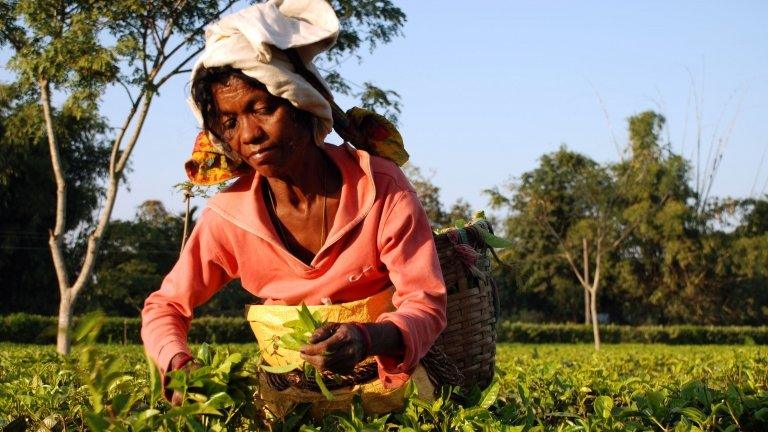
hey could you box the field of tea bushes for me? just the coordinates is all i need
[1,342,766,431]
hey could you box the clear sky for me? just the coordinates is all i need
[10,1,768,220]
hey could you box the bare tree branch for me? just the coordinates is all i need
[150,22,163,56]
[39,79,70,293]
[70,176,120,299]
[588,80,623,161]
[116,92,154,173]
[140,18,150,79]
[156,46,204,87]
[535,213,589,288]
[162,0,240,62]
[109,89,146,174]
[115,77,136,109]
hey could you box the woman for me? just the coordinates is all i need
[141,0,446,410]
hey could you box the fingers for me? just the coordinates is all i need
[183,361,201,373]
[302,348,357,373]
[302,329,343,356]
[318,343,359,373]
[171,390,183,406]
[309,323,339,344]
[300,323,365,374]
[169,361,200,406]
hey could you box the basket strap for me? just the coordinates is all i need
[421,344,464,389]
[490,276,501,324]
[446,229,487,281]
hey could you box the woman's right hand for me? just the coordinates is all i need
[168,352,199,406]
[300,322,367,374]
[301,321,404,374]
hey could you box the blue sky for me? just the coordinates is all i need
[6,1,768,220]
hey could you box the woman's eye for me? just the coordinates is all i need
[253,103,277,115]
[223,117,237,130]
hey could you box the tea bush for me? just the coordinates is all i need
[3,313,767,345]
[497,322,768,345]
[1,339,766,430]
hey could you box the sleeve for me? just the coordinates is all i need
[375,189,447,388]
[140,209,236,379]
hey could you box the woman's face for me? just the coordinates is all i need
[211,75,313,178]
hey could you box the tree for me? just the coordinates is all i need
[495,148,633,350]
[1,0,243,354]
[486,150,603,324]
[1,0,407,354]
[0,82,109,315]
[79,201,186,316]
[735,198,768,237]
[698,197,768,325]
[610,112,699,324]
[488,113,674,348]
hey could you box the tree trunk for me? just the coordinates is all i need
[45,89,152,355]
[584,289,591,324]
[583,238,591,324]
[56,289,72,354]
[40,79,75,355]
[590,287,601,351]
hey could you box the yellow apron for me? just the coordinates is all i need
[245,288,435,417]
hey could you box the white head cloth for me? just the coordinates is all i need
[189,0,339,149]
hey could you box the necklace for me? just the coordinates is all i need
[265,158,327,251]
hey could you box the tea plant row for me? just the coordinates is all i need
[1,341,766,431]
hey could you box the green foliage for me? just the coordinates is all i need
[497,322,768,344]
[735,198,768,237]
[264,304,335,400]
[358,83,401,123]
[1,1,117,101]
[487,111,768,325]
[0,82,110,315]
[67,313,261,431]
[321,0,407,121]
[2,343,766,430]
[610,112,704,324]
[3,313,768,346]
[0,314,254,344]
[78,201,187,316]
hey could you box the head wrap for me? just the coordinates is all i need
[185,0,337,184]
[184,0,408,186]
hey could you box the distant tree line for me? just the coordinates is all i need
[486,112,768,326]
[75,200,256,317]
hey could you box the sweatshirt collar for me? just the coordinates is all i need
[206,143,376,268]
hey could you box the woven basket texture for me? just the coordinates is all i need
[432,225,498,390]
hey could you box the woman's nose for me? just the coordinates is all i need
[239,115,266,145]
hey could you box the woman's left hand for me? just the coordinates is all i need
[300,322,366,374]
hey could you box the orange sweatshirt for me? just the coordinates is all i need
[141,143,447,388]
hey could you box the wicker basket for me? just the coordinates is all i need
[430,221,499,390]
